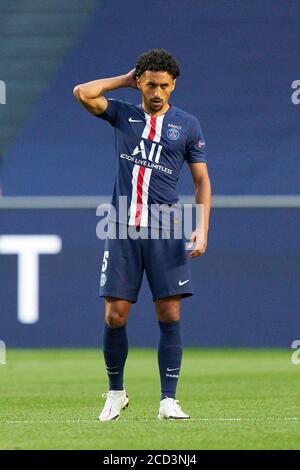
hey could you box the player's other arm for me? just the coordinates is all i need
[188,162,211,258]
[73,69,137,115]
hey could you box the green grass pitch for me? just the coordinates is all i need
[0,348,299,450]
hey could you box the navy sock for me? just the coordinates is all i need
[103,323,128,391]
[158,320,183,400]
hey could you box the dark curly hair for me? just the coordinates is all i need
[135,49,180,79]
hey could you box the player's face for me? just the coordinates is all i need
[137,71,176,114]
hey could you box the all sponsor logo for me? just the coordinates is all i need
[132,140,162,162]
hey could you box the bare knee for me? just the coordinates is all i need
[156,296,181,323]
[105,310,127,328]
[158,309,180,323]
[105,298,131,328]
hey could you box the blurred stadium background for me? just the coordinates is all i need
[0,0,299,350]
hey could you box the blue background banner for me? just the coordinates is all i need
[2,0,300,196]
[0,207,299,348]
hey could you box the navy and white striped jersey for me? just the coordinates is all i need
[97,98,206,228]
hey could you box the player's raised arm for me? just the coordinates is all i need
[73,69,137,116]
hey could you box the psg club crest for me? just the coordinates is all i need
[100,273,107,287]
[167,128,180,141]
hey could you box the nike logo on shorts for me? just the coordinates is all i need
[178,280,189,286]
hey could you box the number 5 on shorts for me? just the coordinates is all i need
[102,250,109,272]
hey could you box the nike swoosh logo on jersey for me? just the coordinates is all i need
[128,117,143,122]
[167,367,180,372]
[178,280,189,286]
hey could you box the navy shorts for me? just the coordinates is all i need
[99,223,193,303]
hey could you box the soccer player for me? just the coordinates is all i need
[73,49,211,421]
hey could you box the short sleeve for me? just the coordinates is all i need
[185,117,207,164]
[95,98,123,127]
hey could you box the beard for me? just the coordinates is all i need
[149,98,164,112]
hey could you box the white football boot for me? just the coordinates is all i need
[158,397,190,420]
[98,390,129,421]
